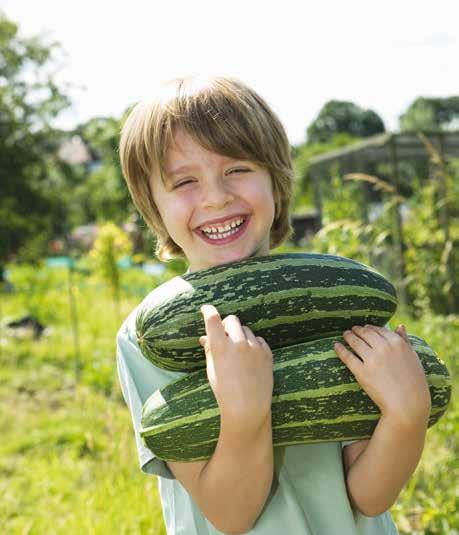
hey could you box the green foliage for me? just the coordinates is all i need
[84,164,129,223]
[389,312,459,534]
[305,150,459,316]
[400,96,459,132]
[306,100,385,144]
[292,133,359,212]
[88,223,132,324]
[160,257,189,277]
[402,172,459,315]
[72,116,133,226]
[5,264,79,325]
[308,172,377,266]
[0,14,137,264]
[0,13,71,263]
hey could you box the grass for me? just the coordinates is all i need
[1,265,168,534]
[0,261,458,534]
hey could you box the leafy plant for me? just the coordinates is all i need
[400,135,459,316]
[88,223,132,323]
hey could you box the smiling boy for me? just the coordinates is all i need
[116,75,430,534]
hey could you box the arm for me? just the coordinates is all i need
[336,324,431,517]
[168,304,274,534]
[168,417,273,535]
[342,412,428,516]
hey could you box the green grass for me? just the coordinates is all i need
[0,263,457,534]
[1,265,168,534]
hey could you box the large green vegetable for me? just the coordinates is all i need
[140,335,451,461]
[135,252,451,461]
[136,253,398,372]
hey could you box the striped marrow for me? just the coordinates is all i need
[140,335,451,462]
[136,253,398,372]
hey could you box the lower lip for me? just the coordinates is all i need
[196,217,250,245]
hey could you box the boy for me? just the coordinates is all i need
[117,75,431,534]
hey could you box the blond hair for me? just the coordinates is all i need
[119,75,294,261]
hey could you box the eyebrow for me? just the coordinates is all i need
[166,164,196,178]
[166,157,243,178]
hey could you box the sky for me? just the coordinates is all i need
[1,0,458,145]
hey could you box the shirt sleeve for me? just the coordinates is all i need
[116,307,187,479]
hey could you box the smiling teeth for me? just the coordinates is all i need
[201,218,245,240]
[201,218,245,234]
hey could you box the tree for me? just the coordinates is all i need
[0,13,71,263]
[307,101,385,144]
[399,97,459,132]
[74,116,132,224]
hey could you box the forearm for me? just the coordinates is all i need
[345,412,429,516]
[196,416,273,534]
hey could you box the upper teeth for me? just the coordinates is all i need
[201,218,245,234]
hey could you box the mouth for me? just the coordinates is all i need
[195,216,250,245]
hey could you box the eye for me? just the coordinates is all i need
[173,179,195,189]
[227,168,250,175]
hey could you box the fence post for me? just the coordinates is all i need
[67,260,81,384]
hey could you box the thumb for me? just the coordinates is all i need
[396,324,410,343]
[199,335,208,348]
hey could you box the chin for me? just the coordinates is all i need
[215,247,263,265]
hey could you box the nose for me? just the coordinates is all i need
[201,177,235,209]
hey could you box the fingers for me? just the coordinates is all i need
[340,324,412,366]
[223,318,269,351]
[200,304,269,356]
[348,325,382,348]
[343,328,375,361]
[200,305,254,346]
[242,325,257,344]
[200,305,226,347]
[222,315,247,344]
[242,327,270,350]
[362,324,400,344]
[334,341,363,375]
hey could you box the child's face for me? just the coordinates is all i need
[151,129,276,272]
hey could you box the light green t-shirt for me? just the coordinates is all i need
[116,278,399,535]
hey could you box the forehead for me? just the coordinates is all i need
[164,130,238,174]
[166,130,205,159]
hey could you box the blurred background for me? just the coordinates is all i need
[0,1,458,533]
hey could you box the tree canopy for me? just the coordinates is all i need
[306,100,385,144]
[0,14,134,263]
[0,13,70,262]
[399,96,459,132]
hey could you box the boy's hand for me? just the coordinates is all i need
[334,324,431,427]
[199,304,274,435]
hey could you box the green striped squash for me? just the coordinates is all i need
[136,253,398,372]
[140,335,451,462]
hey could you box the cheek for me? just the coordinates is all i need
[159,199,195,237]
[246,181,275,209]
